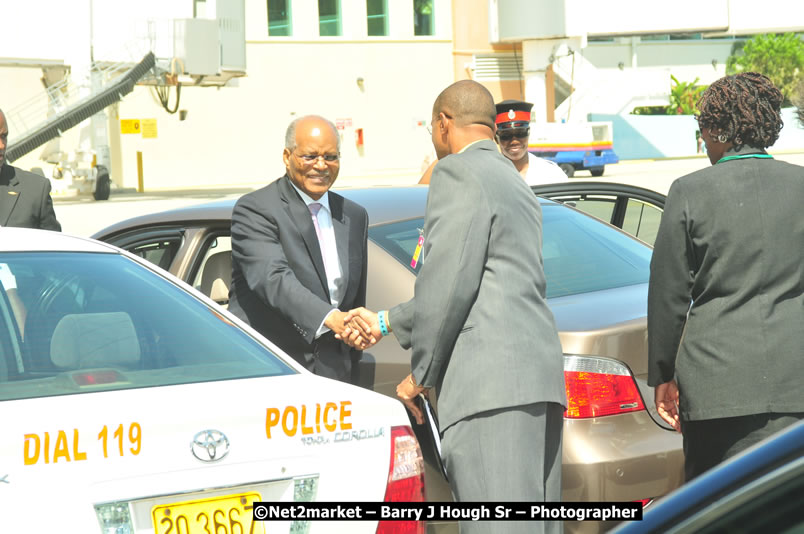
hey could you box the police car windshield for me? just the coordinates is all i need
[0,252,295,401]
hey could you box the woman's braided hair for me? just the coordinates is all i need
[696,72,784,150]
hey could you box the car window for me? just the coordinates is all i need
[0,252,294,402]
[127,239,182,271]
[368,218,423,276]
[544,195,617,224]
[622,199,663,246]
[368,203,651,299]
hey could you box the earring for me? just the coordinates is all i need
[717,134,728,143]
[734,136,742,144]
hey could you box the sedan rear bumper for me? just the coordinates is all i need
[562,410,684,533]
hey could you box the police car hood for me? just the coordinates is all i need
[2,374,409,532]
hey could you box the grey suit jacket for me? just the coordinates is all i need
[228,175,368,382]
[0,164,61,231]
[648,147,804,420]
[389,140,566,431]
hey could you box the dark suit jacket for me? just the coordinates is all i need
[228,175,368,383]
[389,140,567,431]
[648,147,804,420]
[0,164,61,231]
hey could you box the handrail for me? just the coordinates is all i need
[5,52,156,163]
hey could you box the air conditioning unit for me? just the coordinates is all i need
[173,19,220,77]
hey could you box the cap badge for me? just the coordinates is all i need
[507,110,516,120]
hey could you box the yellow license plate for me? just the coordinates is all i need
[152,492,266,534]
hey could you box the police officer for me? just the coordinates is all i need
[494,100,568,185]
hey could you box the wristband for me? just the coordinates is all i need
[378,310,389,336]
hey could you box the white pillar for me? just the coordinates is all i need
[522,40,556,123]
[522,37,585,123]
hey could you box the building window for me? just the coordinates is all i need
[367,0,388,36]
[267,0,292,36]
[319,0,341,36]
[414,0,434,36]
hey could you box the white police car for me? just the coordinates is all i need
[0,228,424,534]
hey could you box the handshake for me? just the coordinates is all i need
[325,307,384,350]
[325,306,427,423]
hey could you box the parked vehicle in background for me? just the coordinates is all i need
[530,121,620,177]
[93,185,682,534]
[0,228,424,534]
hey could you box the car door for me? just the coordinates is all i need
[533,182,666,246]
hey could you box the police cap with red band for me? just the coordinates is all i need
[495,99,533,130]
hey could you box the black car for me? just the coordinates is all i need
[612,419,804,534]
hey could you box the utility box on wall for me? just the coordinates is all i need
[174,19,220,76]
[217,0,246,72]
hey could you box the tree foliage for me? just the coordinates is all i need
[631,76,707,115]
[727,33,804,105]
[668,75,707,115]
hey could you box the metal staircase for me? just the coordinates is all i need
[4,52,156,163]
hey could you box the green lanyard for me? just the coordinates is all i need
[716,154,773,164]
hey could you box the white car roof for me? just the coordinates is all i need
[0,228,116,253]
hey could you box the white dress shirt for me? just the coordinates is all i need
[290,183,344,337]
[525,153,569,185]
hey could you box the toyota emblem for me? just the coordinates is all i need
[191,430,230,462]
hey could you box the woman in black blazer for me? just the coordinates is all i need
[647,72,804,481]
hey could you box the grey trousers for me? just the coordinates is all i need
[440,402,564,534]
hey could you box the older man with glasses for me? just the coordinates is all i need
[495,99,568,185]
[228,115,369,384]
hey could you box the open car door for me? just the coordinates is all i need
[533,182,667,246]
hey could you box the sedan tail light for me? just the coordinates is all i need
[564,355,645,419]
[376,426,426,534]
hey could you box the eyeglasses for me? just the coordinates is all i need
[497,128,530,142]
[294,152,340,164]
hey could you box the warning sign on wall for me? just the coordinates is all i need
[141,119,158,139]
[120,119,141,134]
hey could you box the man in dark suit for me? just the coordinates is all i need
[228,115,367,384]
[0,109,61,231]
[344,81,566,533]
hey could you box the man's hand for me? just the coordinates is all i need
[655,380,681,432]
[396,374,426,425]
[324,310,353,338]
[336,307,382,349]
